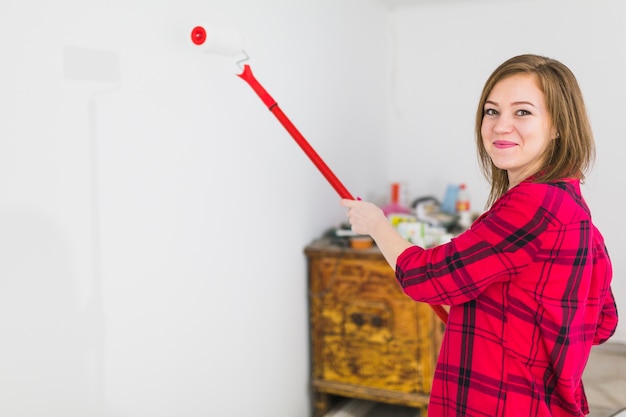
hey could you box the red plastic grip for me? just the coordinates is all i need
[238,65,277,109]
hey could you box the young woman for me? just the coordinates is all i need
[341,54,618,416]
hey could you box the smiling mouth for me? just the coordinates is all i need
[494,141,517,149]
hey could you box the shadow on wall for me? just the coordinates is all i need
[0,207,119,416]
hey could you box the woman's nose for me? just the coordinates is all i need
[493,114,514,134]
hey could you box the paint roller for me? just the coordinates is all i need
[190,24,450,324]
[191,24,354,200]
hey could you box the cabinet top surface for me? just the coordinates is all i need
[304,238,385,260]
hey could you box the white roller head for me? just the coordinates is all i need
[191,25,244,56]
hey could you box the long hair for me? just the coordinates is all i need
[475,54,595,207]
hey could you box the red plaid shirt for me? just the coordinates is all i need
[396,178,618,417]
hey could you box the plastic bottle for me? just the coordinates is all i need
[456,183,472,229]
[382,182,412,217]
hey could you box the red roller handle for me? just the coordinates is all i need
[238,64,354,200]
[238,64,448,324]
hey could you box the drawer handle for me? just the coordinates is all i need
[350,313,384,328]
[371,316,383,328]
[350,313,365,326]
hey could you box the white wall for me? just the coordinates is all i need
[0,1,387,416]
[2,1,624,416]
[385,0,626,342]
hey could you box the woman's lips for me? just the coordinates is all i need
[493,140,517,149]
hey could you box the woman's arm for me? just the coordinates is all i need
[340,198,413,269]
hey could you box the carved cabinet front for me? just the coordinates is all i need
[305,239,444,417]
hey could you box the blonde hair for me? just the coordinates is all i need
[475,54,595,207]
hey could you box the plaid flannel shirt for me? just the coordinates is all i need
[396,178,618,417]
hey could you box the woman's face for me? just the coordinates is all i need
[481,73,557,188]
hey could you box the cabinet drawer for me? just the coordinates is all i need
[307,242,443,397]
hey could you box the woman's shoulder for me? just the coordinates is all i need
[512,178,589,222]
[514,177,578,193]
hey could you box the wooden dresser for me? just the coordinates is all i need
[305,238,445,417]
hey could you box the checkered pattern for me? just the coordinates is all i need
[396,179,618,416]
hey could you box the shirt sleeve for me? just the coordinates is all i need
[594,286,618,345]
[395,183,547,306]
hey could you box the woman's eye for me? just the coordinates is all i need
[484,108,498,116]
[516,109,531,116]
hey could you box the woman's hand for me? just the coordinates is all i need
[340,199,413,269]
[339,198,387,236]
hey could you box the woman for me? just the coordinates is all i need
[341,54,618,416]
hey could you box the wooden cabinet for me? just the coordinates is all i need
[305,239,444,417]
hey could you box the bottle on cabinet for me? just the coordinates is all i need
[456,183,472,229]
[382,182,412,217]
